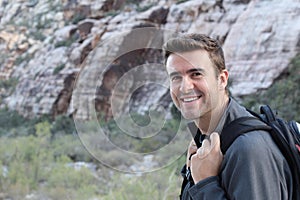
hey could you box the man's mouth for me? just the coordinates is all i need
[181,95,201,103]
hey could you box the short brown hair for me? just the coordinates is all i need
[162,33,226,75]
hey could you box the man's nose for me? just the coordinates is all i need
[180,77,194,93]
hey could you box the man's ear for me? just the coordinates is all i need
[218,69,229,90]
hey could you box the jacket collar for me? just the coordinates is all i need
[187,98,251,144]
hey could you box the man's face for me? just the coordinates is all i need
[166,50,227,120]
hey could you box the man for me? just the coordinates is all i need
[162,33,293,199]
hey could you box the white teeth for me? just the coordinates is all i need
[183,97,199,102]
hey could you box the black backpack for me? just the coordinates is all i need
[221,105,300,200]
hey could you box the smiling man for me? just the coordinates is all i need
[163,33,293,200]
[166,49,228,134]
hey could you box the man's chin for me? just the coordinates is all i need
[181,112,200,120]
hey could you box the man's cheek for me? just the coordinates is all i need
[171,94,181,110]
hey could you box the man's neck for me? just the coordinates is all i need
[194,96,229,135]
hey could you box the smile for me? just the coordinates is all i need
[181,96,201,102]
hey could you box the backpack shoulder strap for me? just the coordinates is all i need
[260,105,278,123]
[220,116,272,154]
[187,122,203,148]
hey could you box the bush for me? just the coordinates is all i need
[241,54,300,121]
[101,164,182,200]
[0,107,186,199]
[53,63,65,75]
[54,35,77,48]
[46,161,98,200]
[0,109,28,136]
[0,128,98,199]
[51,114,76,136]
[0,134,53,194]
[101,111,182,153]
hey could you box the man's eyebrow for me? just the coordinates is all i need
[186,68,205,74]
[168,68,205,78]
[169,71,180,77]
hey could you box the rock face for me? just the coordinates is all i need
[0,0,299,119]
[224,0,300,96]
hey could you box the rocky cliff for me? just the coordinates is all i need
[0,0,299,119]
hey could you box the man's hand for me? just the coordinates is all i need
[190,132,223,184]
[186,140,198,168]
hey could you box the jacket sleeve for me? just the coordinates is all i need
[188,131,292,200]
[188,176,228,199]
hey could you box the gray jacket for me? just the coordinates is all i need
[181,98,293,200]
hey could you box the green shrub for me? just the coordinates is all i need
[0,109,28,136]
[54,35,77,48]
[51,134,92,162]
[51,114,75,135]
[104,10,120,17]
[0,106,187,199]
[47,161,98,199]
[176,0,190,4]
[0,134,53,193]
[0,130,98,199]
[0,78,19,103]
[53,63,65,75]
[125,0,140,4]
[136,4,154,12]
[101,163,182,200]
[30,30,46,41]
[71,13,86,24]
[14,54,32,66]
[0,78,18,91]
[101,111,182,153]
[241,54,300,121]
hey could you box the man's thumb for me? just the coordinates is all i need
[210,132,221,152]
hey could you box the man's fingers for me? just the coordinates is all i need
[195,133,222,159]
[196,148,203,157]
[210,132,221,152]
[191,140,196,146]
[188,140,198,154]
[197,139,210,158]
[191,132,223,183]
[202,138,210,149]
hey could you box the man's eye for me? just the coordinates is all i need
[171,76,181,82]
[191,72,202,77]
